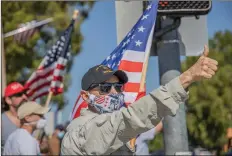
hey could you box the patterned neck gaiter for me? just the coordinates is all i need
[87,93,125,114]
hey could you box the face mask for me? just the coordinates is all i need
[36,119,47,129]
[57,131,65,139]
[24,118,47,129]
[87,93,125,114]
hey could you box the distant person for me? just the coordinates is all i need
[1,82,28,150]
[226,138,232,156]
[40,135,50,155]
[3,101,49,155]
[64,121,70,131]
[135,121,163,155]
[48,125,65,155]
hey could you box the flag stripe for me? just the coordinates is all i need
[25,69,54,87]
[32,91,49,101]
[119,60,143,73]
[53,69,65,77]
[124,71,142,83]
[123,92,138,103]
[50,87,63,93]
[22,29,35,43]
[14,28,37,44]
[28,78,63,98]
[27,81,51,96]
[121,50,145,62]
[72,101,88,119]
[28,75,53,90]
[124,83,140,92]
[31,86,50,100]
[53,76,63,81]
[50,81,62,88]
[56,64,65,70]
[72,95,82,115]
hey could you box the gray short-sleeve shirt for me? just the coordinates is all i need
[1,113,18,149]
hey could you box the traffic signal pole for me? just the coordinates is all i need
[156,17,189,155]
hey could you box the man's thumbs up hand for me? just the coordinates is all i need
[180,45,218,89]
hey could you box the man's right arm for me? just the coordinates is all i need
[61,76,188,155]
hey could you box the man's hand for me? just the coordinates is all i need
[180,45,218,89]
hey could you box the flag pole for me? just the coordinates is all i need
[45,91,53,107]
[129,46,151,148]
[130,25,155,148]
[139,51,150,92]
[139,18,156,91]
[44,10,79,108]
[139,33,154,92]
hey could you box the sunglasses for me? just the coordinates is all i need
[11,92,26,98]
[89,83,124,94]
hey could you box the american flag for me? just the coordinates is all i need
[14,20,38,44]
[24,19,74,101]
[71,1,158,119]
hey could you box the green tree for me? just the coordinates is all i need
[149,30,232,154]
[183,30,232,154]
[2,1,94,109]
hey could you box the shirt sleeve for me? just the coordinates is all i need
[61,77,188,155]
[137,128,156,142]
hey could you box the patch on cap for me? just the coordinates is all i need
[96,65,113,73]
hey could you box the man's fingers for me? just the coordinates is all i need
[202,45,209,57]
[208,63,218,71]
[207,68,215,76]
[208,58,218,66]
[202,71,212,79]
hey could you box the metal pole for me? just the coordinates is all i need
[1,27,6,97]
[157,17,189,155]
[3,18,53,38]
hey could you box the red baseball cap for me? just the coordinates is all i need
[4,82,26,97]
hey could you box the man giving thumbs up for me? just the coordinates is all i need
[61,45,218,155]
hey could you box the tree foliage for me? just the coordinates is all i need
[2,1,94,109]
[149,30,232,153]
[183,30,232,152]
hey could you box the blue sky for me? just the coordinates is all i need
[61,1,232,122]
